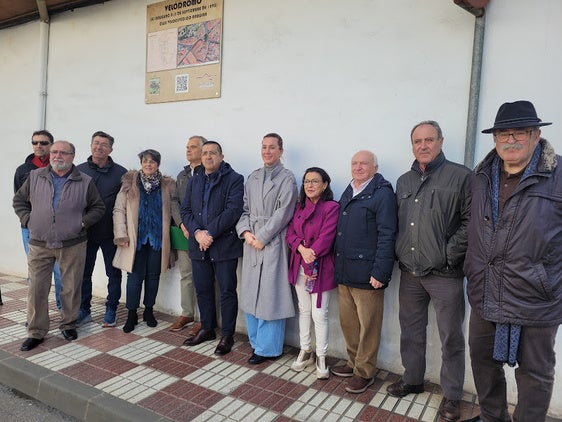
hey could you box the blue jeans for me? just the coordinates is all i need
[245,313,286,357]
[126,244,161,310]
[80,237,122,313]
[192,258,238,336]
[22,227,61,310]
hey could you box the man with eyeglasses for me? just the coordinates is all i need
[389,121,471,422]
[13,130,62,310]
[76,131,127,327]
[13,141,105,351]
[464,101,561,421]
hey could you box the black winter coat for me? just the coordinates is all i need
[77,156,127,241]
[395,152,471,278]
[464,139,562,326]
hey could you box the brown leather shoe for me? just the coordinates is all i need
[185,321,201,339]
[214,335,234,355]
[345,375,374,393]
[386,379,424,397]
[330,364,354,378]
[183,328,216,346]
[439,398,460,421]
[169,316,194,332]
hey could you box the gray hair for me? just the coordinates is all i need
[410,120,443,141]
[53,140,75,154]
[353,150,378,167]
[189,135,208,146]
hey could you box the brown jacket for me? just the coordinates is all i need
[112,170,176,273]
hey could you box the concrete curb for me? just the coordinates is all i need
[0,349,172,421]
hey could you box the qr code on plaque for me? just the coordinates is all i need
[175,74,189,93]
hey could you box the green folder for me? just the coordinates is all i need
[170,226,188,250]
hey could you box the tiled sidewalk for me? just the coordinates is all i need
[0,273,482,421]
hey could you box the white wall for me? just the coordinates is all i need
[1,0,560,416]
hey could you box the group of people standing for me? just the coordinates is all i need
[12,100,561,422]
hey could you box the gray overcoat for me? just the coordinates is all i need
[236,163,298,320]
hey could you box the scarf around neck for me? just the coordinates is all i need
[139,169,162,194]
[490,142,542,367]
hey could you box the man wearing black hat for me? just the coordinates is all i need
[464,100,561,421]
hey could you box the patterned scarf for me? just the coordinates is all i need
[139,169,162,194]
[491,142,542,366]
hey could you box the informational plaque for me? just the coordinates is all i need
[145,0,223,103]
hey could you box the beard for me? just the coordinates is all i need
[50,160,69,171]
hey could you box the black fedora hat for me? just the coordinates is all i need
[482,100,552,133]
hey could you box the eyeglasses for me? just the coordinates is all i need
[31,140,51,146]
[494,129,534,143]
[303,179,322,185]
[50,150,74,156]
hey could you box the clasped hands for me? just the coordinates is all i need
[297,244,316,265]
[243,231,264,250]
[195,229,213,251]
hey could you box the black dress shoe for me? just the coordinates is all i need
[62,329,78,341]
[183,328,216,346]
[386,379,424,397]
[248,353,279,365]
[214,335,234,355]
[462,416,482,422]
[439,398,460,422]
[20,337,43,351]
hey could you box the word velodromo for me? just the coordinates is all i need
[165,0,203,11]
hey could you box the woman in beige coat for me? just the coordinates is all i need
[113,149,175,333]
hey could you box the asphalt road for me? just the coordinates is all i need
[0,383,79,421]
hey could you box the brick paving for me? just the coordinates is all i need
[0,273,484,421]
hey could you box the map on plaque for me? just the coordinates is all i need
[146,0,223,103]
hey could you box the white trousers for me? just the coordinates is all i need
[294,266,331,357]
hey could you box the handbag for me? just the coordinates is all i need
[170,226,188,250]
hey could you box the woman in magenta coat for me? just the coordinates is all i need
[286,167,339,379]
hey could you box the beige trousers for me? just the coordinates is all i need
[27,241,87,339]
[338,285,384,379]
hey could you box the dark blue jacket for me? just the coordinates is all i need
[465,139,562,326]
[14,153,44,193]
[181,161,244,261]
[77,156,127,241]
[334,173,397,289]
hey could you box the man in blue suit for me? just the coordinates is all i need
[181,141,244,355]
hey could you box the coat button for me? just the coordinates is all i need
[358,254,363,258]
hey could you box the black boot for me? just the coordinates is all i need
[123,309,138,333]
[143,307,157,328]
